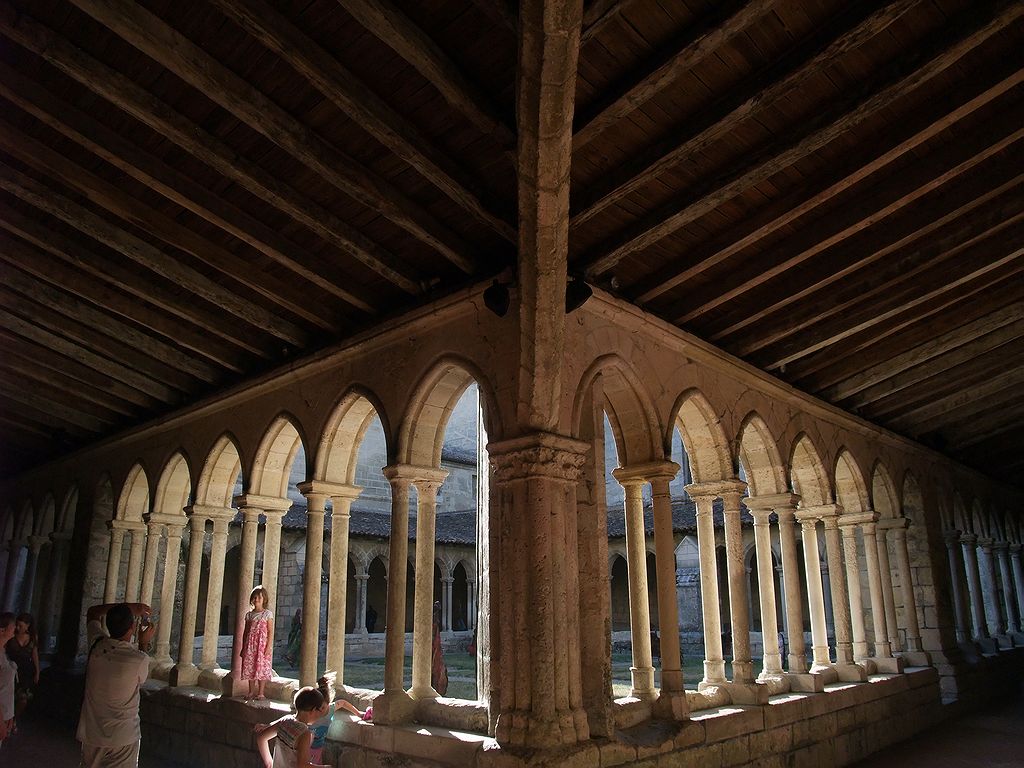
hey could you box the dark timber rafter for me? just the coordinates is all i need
[214,0,515,242]
[583,1,1024,280]
[0,3,422,296]
[65,0,478,275]
[572,0,777,151]
[580,0,631,45]
[334,0,515,149]
[571,0,918,228]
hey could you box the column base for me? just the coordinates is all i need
[730,659,755,684]
[975,637,1000,654]
[785,671,825,693]
[716,680,770,705]
[701,659,727,685]
[199,666,229,691]
[834,663,868,683]
[373,689,416,725]
[898,650,932,666]
[494,706,588,748]
[410,684,440,701]
[630,665,656,699]
[995,634,1015,650]
[168,662,199,687]
[755,672,790,695]
[652,688,689,720]
[1009,632,1024,647]
[871,656,905,674]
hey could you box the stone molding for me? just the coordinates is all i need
[612,459,680,485]
[486,431,588,483]
[684,478,746,500]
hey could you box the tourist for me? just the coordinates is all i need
[431,601,448,696]
[240,586,274,701]
[255,672,364,764]
[254,684,331,768]
[0,613,16,748]
[284,608,301,665]
[6,612,40,718]
[365,603,377,633]
[77,602,156,768]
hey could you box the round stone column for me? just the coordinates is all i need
[818,508,854,666]
[612,471,655,699]
[410,471,448,700]
[978,538,1004,637]
[875,526,900,651]
[840,521,869,661]
[139,518,163,605]
[721,484,754,683]
[353,572,369,635]
[862,521,892,657]
[795,511,831,670]
[746,499,783,677]
[155,522,184,664]
[994,543,1018,637]
[103,524,126,603]
[20,536,46,613]
[228,505,261,683]
[326,485,361,681]
[890,522,924,653]
[943,530,971,643]
[201,513,232,669]
[775,500,808,672]
[1010,544,1024,634]
[123,523,147,603]
[686,490,726,685]
[40,532,72,652]
[297,486,327,687]
[170,507,208,686]
[960,533,988,639]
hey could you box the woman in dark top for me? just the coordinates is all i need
[5,612,39,717]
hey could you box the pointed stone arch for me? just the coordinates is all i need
[871,463,900,520]
[736,412,787,497]
[15,499,34,542]
[835,449,870,514]
[196,434,243,508]
[117,463,150,522]
[953,493,970,533]
[971,499,990,539]
[37,493,57,536]
[789,434,833,506]
[58,485,79,533]
[153,451,193,518]
[251,414,306,498]
[671,389,732,484]
[317,387,389,484]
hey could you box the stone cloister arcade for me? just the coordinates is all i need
[1,294,1022,766]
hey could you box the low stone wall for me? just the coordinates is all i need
[139,664,970,768]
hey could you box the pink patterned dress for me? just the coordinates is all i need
[241,609,273,680]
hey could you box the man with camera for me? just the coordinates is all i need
[77,602,157,768]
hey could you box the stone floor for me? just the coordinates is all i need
[4,691,1021,767]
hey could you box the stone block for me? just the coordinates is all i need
[598,739,637,766]
[719,735,750,767]
[662,743,722,768]
[792,740,834,768]
[763,693,817,728]
[835,705,858,733]
[691,706,763,743]
[672,720,705,750]
[747,723,791,756]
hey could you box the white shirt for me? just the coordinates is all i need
[0,651,16,721]
[76,619,150,747]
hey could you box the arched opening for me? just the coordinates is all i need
[367,556,387,633]
[452,561,469,632]
[610,555,630,632]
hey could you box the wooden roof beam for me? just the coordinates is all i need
[0,203,277,361]
[584,1,1024,279]
[469,0,517,34]
[0,368,123,428]
[676,125,1024,329]
[0,396,93,439]
[66,0,478,274]
[333,0,515,148]
[950,404,1024,449]
[573,0,775,150]
[573,0,916,226]
[219,0,513,242]
[889,366,1024,432]
[0,161,308,347]
[580,0,630,45]
[0,4,422,296]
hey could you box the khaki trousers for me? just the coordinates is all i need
[80,740,141,768]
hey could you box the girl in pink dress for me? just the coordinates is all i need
[241,586,274,701]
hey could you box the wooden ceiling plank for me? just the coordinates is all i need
[581,0,630,45]
[0,368,123,425]
[573,0,917,227]
[333,0,515,148]
[0,377,116,433]
[0,328,160,410]
[0,398,91,437]
[0,233,251,374]
[0,4,421,295]
[756,247,1024,371]
[0,311,178,402]
[65,0,478,274]
[840,319,1024,408]
[889,367,1024,432]
[937,396,1024,446]
[0,160,308,347]
[586,1,1024,279]
[955,418,1024,450]
[0,287,199,394]
[683,124,1024,329]
[219,0,513,245]
[469,0,517,34]
[0,412,53,440]
[573,0,776,150]
[0,112,362,327]
[0,254,222,383]
[1,346,144,418]
[0,204,276,360]
[789,273,1024,388]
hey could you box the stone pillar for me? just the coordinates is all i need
[745,498,783,677]
[944,531,971,643]
[139,518,163,605]
[816,508,854,667]
[490,432,589,748]
[0,541,20,611]
[775,500,807,673]
[201,513,232,669]
[795,512,831,669]
[840,520,869,662]
[721,484,754,684]
[103,524,126,603]
[259,503,291,617]
[228,505,261,683]
[19,536,45,613]
[977,538,1004,637]
[353,573,369,635]
[611,471,654,699]
[960,534,988,639]
[1011,545,1024,634]
[170,508,208,686]
[686,491,726,685]
[326,485,361,680]
[411,470,448,700]
[155,522,183,664]
[441,576,454,633]
[40,532,72,652]
[995,543,1019,639]
[648,464,686,718]
[297,485,327,687]
[375,466,414,722]
[890,522,927,659]
[875,526,900,651]
[862,521,892,657]
[123,523,147,603]
[467,578,477,630]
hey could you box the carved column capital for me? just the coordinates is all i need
[487,431,589,484]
